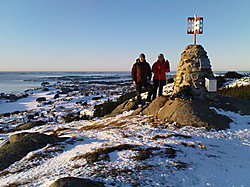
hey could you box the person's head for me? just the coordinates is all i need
[139,53,146,62]
[158,53,165,62]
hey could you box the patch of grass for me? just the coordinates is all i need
[27,147,63,161]
[70,144,136,164]
[151,133,192,140]
[130,148,153,161]
[169,161,189,170]
[218,85,250,100]
[79,120,127,131]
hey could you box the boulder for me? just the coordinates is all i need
[142,96,169,116]
[42,88,49,91]
[157,98,231,130]
[3,120,46,133]
[60,88,73,94]
[36,97,46,102]
[49,177,104,187]
[54,93,60,99]
[0,132,65,171]
[104,100,137,118]
[224,71,243,79]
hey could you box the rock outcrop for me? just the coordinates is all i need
[0,132,65,171]
[106,45,250,130]
[49,177,105,187]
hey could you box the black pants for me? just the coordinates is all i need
[153,79,166,99]
[136,82,153,102]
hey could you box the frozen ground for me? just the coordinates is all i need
[0,78,249,186]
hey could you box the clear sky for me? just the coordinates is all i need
[0,0,249,71]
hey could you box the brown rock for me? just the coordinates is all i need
[142,96,169,116]
[49,177,104,187]
[157,98,231,130]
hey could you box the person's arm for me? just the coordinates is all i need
[152,63,157,74]
[147,63,152,81]
[166,60,170,72]
[131,64,137,84]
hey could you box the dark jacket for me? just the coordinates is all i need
[152,59,170,80]
[131,60,152,83]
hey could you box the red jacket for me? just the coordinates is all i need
[152,60,170,80]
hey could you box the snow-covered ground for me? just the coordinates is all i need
[0,78,249,186]
[222,76,250,88]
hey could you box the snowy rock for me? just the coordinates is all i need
[54,93,60,99]
[36,97,46,102]
[60,88,73,94]
[49,177,105,187]
[3,120,46,133]
[0,132,65,171]
[157,98,231,130]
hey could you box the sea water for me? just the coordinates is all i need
[0,71,132,94]
[0,71,249,94]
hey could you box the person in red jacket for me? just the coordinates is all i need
[131,53,153,103]
[152,53,170,100]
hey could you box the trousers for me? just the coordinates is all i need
[136,82,153,102]
[153,79,166,99]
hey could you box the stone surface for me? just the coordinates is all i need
[49,177,104,187]
[104,100,137,118]
[157,98,231,130]
[3,120,46,133]
[0,132,65,171]
[142,96,169,116]
[172,45,216,100]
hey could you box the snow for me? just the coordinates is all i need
[222,76,250,88]
[0,90,55,114]
[0,79,249,186]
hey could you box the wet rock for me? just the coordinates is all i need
[60,88,73,94]
[0,132,65,171]
[42,88,49,91]
[49,177,105,187]
[36,97,46,102]
[54,93,60,99]
[92,96,102,100]
[41,82,50,87]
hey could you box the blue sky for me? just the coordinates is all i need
[0,0,249,71]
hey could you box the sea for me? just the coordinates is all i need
[0,71,249,94]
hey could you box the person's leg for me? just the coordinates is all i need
[146,82,153,102]
[152,79,159,100]
[158,80,165,96]
[136,82,142,103]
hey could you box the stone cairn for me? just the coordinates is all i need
[172,44,217,100]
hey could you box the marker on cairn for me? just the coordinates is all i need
[187,15,203,45]
[172,15,217,100]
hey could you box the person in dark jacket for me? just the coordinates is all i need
[152,53,170,100]
[131,53,153,103]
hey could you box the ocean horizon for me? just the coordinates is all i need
[0,71,249,94]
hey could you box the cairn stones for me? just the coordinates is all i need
[172,45,216,100]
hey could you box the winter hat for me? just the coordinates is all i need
[158,53,164,58]
[139,53,145,58]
